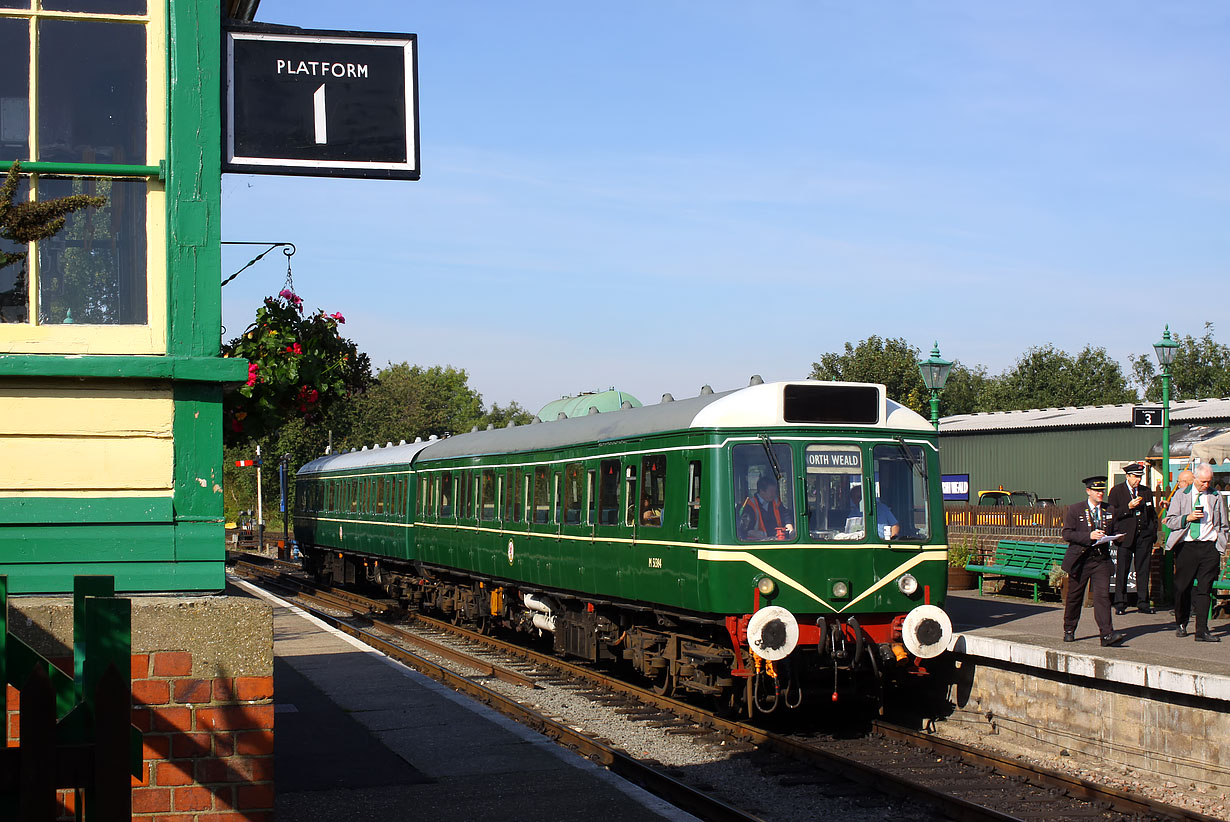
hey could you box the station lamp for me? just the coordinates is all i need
[917,342,952,430]
[1153,325,1179,497]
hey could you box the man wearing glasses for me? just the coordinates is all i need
[1164,463,1227,642]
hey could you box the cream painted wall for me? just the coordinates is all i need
[0,380,173,493]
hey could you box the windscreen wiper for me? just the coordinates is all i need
[759,434,784,486]
[893,436,927,481]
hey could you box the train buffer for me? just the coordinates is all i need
[965,540,1066,602]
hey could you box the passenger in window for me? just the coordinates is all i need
[640,494,662,527]
[738,477,794,541]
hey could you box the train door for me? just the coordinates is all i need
[622,461,639,599]
[595,459,621,597]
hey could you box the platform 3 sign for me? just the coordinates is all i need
[224,23,419,180]
[1132,406,1163,428]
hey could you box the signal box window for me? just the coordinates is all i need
[640,455,665,527]
[803,445,865,541]
[564,464,583,525]
[598,460,619,526]
[871,444,930,542]
[533,468,549,524]
[733,442,795,542]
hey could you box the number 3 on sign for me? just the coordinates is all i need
[313,84,327,144]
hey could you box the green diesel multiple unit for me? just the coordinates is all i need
[295,380,952,713]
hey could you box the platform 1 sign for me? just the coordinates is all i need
[1132,406,1164,428]
[224,24,419,180]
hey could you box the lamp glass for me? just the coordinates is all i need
[1153,339,1178,367]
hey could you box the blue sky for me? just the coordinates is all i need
[221,2,1230,416]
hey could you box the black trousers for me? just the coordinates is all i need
[1173,540,1220,633]
[1064,553,1113,637]
[1114,536,1154,607]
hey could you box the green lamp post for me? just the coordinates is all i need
[1153,324,1179,605]
[918,342,953,430]
[1153,325,1179,496]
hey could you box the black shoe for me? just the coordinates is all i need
[1195,631,1221,643]
[1115,605,1127,616]
[1101,632,1126,647]
[1063,631,1076,643]
[1139,606,1155,615]
[1176,625,1189,638]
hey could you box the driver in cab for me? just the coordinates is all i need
[738,476,795,541]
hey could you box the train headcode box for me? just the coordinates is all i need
[1133,406,1164,428]
[224,24,419,180]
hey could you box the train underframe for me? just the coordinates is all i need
[305,546,931,716]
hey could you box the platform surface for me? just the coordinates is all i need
[230,580,699,822]
[945,588,1230,700]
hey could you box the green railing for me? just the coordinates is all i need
[0,576,143,820]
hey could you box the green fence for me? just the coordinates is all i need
[0,576,142,820]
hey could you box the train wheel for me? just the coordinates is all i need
[651,667,675,697]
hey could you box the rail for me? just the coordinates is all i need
[945,505,1065,529]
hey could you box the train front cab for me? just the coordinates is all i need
[705,430,952,710]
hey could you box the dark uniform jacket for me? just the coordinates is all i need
[1107,482,1157,546]
[1061,500,1117,574]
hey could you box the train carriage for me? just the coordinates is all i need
[294,379,952,714]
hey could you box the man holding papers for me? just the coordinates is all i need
[1061,475,1125,647]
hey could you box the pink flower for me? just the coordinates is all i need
[246,362,260,386]
[285,343,302,355]
[330,312,345,324]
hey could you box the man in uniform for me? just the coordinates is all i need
[1061,476,1125,646]
[1164,463,1227,642]
[737,476,795,541]
[1108,462,1158,614]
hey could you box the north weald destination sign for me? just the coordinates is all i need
[224,24,419,180]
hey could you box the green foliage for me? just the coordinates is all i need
[222,291,372,447]
[809,336,989,416]
[0,160,106,271]
[1130,323,1230,402]
[948,534,977,568]
[984,344,1136,411]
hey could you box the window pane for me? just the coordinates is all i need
[598,460,619,526]
[43,0,146,13]
[640,455,665,527]
[733,443,796,542]
[37,177,146,324]
[0,1,31,12]
[533,469,548,524]
[803,445,865,541]
[0,18,29,158]
[687,461,702,529]
[38,20,145,164]
[0,175,29,323]
[872,444,930,541]
[564,464,583,525]
[480,470,495,521]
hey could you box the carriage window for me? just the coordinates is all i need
[439,471,451,518]
[803,445,865,541]
[504,470,515,522]
[687,461,702,529]
[564,464,584,525]
[732,442,796,542]
[457,471,470,519]
[599,460,619,526]
[349,480,357,513]
[376,477,385,514]
[872,444,930,542]
[533,468,549,524]
[586,469,596,525]
[524,471,532,523]
[553,472,563,524]
[624,464,638,527]
[480,470,496,521]
[640,455,665,527]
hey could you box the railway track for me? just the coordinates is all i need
[229,554,1220,822]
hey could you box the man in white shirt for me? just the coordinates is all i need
[1164,463,1228,642]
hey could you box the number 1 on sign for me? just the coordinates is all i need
[313,84,327,144]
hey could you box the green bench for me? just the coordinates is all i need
[965,539,1067,602]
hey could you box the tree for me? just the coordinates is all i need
[0,161,105,272]
[809,336,989,416]
[1130,323,1230,402]
[222,291,372,446]
[345,363,485,449]
[984,344,1137,411]
[479,401,536,430]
